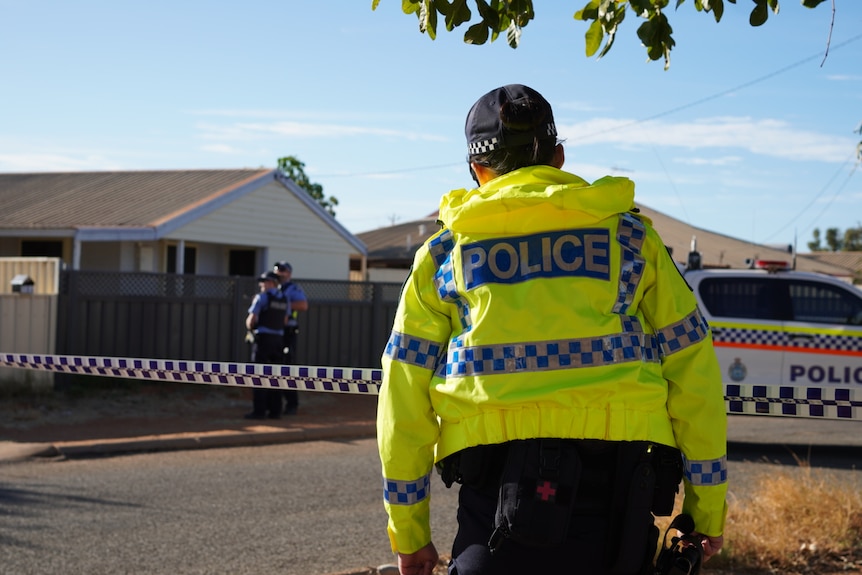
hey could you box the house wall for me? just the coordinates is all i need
[166,180,355,280]
[80,242,122,271]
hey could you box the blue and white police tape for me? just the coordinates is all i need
[1,353,860,421]
[725,383,861,420]
[0,353,381,395]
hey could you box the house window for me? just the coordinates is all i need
[166,245,197,274]
[21,240,63,258]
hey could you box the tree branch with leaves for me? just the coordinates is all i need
[277,156,339,217]
[374,0,831,70]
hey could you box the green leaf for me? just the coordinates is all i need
[371,0,381,11]
[584,19,603,56]
[417,0,439,39]
[474,0,500,29]
[464,21,490,44]
[749,1,768,26]
[432,0,451,16]
[637,14,674,67]
[401,0,420,15]
[801,0,827,7]
[574,0,600,22]
[444,0,472,31]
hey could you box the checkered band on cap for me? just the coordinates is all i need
[468,137,500,155]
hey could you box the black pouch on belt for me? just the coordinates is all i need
[488,439,582,553]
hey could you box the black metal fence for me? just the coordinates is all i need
[57,271,403,369]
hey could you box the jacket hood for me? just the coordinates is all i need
[439,165,639,235]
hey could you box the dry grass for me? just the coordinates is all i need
[663,462,862,574]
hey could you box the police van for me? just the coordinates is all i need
[682,256,862,392]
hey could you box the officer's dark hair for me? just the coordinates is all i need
[469,137,558,178]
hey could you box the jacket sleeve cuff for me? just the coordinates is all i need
[385,499,433,554]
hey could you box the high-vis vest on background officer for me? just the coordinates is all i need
[376,84,728,575]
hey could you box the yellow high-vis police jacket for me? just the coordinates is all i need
[377,165,728,554]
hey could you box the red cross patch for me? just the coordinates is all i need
[535,480,557,502]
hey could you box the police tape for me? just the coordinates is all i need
[0,353,381,395]
[725,383,861,420]
[1,353,860,421]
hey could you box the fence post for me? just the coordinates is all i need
[231,276,247,362]
[370,282,385,363]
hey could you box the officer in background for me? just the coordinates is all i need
[244,271,288,420]
[273,261,309,415]
[376,85,727,575]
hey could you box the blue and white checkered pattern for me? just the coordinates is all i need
[683,455,728,486]
[0,353,382,395]
[657,308,710,357]
[428,229,455,268]
[383,473,431,505]
[614,213,646,315]
[445,330,659,377]
[383,332,444,371]
[725,383,862,419]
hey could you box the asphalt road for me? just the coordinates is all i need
[2,418,861,575]
[0,438,459,575]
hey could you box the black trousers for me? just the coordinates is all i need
[448,440,658,575]
[250,333,284,417]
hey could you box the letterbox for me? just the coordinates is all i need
[11,274,35,294]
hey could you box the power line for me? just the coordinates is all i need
[317,33,862,179]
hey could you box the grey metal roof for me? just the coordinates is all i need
[0,170,273,229]
[635,203,853,276]
[0,169,366,254]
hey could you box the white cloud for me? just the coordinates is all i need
[0,153,122,172]
[558,116,855,163]
[196,120,448,143]
[200,144,240,154]
[673,156,743,166]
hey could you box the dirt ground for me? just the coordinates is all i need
[0,378,378,444]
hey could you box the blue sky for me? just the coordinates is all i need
[2,1,860,252]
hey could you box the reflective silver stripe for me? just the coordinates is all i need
[614,213,646,315]
[383,473,431,505]
[656,308,710,357]
[384,331,445,371]
[446,319,658,377]
[683,454,728,486]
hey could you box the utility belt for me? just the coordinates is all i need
[437,438,683,571]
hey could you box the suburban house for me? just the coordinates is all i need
[0,169,367,284]
[355,205,856,283]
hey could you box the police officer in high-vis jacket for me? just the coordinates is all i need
[376,85,727,575]
[244,271,289,420]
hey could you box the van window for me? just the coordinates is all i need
[788,280,862,325]
[697,278,789,320]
